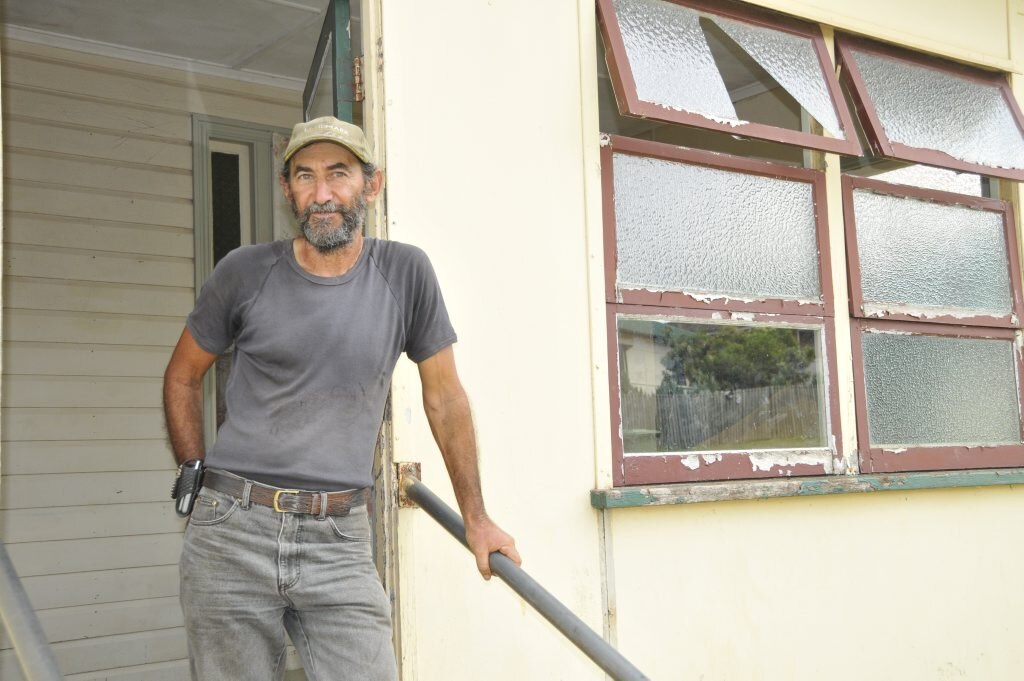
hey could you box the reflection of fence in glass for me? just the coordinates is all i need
[622,384,824,453]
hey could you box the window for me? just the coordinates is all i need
[851,322,1023,473]
[842,177,1023,328]
[597,0,861,155]
[843,177,1024,473]
[603,136,843,485]
[191,116,286,448]
[837,35,1024,180]
[598,4,1024,488]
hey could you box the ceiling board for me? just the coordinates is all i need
[0,0,333,83]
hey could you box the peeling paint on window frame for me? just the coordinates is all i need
[603,135,837,317]
[836,34,1024,182]
[850,319,1024,474]
[601,135,844,486]
[596,0,863,157]
[606,305,844,485]
[591,468,1024,508]
[842,175,1024,329]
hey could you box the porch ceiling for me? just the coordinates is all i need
[0,0,336,87]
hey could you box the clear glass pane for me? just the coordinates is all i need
[618,318,827,453]
[612,0,738,120]
[862,331,1021,446]
[710,15,844,139]
[851,49,1024,171]
[614,153,821,300]
[853,189,1012,315]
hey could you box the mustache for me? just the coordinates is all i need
[303,201,343,217]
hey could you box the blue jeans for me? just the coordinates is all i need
[179,479,398,680]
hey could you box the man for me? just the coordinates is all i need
[163,116,520,680]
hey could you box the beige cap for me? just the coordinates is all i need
[283,116,373,165]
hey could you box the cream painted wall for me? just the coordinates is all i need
[610,486,1024,680]
[381,0,606,678]
[382,1,1024,680]
[750,0,1013,69]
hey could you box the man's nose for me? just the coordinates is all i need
[314,179,333,204]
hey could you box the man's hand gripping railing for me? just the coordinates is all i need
[400,473,652,681]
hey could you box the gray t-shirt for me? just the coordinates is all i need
[187,238,456,490]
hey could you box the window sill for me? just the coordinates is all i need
[590,468,1024,509]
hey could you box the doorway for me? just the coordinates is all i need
[299,0,401,673]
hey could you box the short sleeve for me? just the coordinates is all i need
[186,251,247,354]
[404,250,458,363]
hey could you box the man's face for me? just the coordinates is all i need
[281,142,379,253]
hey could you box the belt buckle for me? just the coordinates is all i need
[273,489,301,513]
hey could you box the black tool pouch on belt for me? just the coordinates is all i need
[171,460,205,517]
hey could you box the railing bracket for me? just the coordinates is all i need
[395,461,421,508]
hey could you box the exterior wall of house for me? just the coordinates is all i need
[382,1,608,677]
[0,2,1021,680]
[0,39,300,679]
[383,1,1024,680]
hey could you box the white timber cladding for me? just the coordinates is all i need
[0,38,301,679]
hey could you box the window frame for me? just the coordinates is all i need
[602,135,844,486]
[603,135,837,317]
[835,34,1024,181]
[842,175,1024,329]
[596,0,863,156]
[608,304,844,485]
[851,319,1024,473]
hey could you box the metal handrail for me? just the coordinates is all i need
[401,475,651,681]
[0,540,63,680]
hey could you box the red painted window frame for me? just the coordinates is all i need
[608,305,844,485]
[842,175,1024,329]
[603,135,836,317]
[596,0,862,157]
[836,34,1024,181]
[851,320,1024,474]
[602,135,843,485]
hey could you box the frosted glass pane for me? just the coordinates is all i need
[613,153,821,300]
[852,49,1024,171]
[861,332,1020,446]
[853,190,1012,315]
[612,0,738,121]
[618,318,826,453]
[871,165,983,196]
[710,15,844,139]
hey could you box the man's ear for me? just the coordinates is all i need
[278,172,293,203]
[365,168,385,203]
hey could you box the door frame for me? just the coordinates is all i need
[190,115,289,448]
[299,0,402,670]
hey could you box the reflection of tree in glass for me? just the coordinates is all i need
[659,325,816,393]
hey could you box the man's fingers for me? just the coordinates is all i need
[466,521,518,580]
[476,550,492,580]
[475,544,521,581]
[497,544,522,567]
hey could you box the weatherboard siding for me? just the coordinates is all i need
[0,37,301,680]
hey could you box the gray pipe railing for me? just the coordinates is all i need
[0,540,63,681]
[401,475,651,681]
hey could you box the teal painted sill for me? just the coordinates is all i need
[591,468,1024,509]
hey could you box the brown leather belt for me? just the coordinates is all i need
[203,469,367,518]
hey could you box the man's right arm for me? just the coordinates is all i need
[163,327,219,465]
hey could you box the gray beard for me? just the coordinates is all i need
[294,194,368,254]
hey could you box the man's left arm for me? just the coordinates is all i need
[418,345,521,580]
